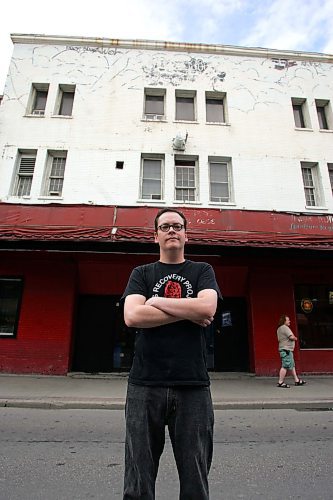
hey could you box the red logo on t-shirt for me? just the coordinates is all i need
[164,281,182,298]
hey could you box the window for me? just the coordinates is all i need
[328,164,333,195]
[175,158,197,201]
[144,89,165,120]
[55,85,75,116]
[206,92,225,123]
[292,98,310,128]
[175,91,196,121]
[295,284,333,349]
[28,84,49,116]
[13,152,37,196]
[209,159,231,202]
[315,99,331,130]
[0,278,23,338]
[301,162,322,207]
[140,156,163,200]
[43,151,67,196]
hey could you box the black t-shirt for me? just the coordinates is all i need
[122,260,222,386]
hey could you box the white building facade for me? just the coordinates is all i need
[0,34,333,376]
[1,34,333,211]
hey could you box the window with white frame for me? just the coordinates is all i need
[292,98,310,128]
[328,164,333,195]
[140,156,163,200]
[315,99,331,130]
[206,92,226,123]
[175,90,196,121]
[144,89,165,120]
[301,162,322,207]
[55,85,75,116]
[43,151,67,197]
[13,151,37,196]
[175,157,197,202]
[28,84,49,116]
[209,159,232,202]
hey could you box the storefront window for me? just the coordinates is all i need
[295,284,333,349]
[0,278,23,338]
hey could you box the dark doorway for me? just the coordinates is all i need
[72,295,134,373]
[213,297,250,371]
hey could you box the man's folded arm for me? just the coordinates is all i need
[124,294,180,328]
[145,289,218,322]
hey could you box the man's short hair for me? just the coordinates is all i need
[154,208,187,231]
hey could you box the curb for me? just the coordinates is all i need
[1,398,333,411]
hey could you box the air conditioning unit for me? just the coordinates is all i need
[172,131,188,151]
[145,114,163,121]
[32,109,45,116]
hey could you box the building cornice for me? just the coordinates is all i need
[10,33,333,63]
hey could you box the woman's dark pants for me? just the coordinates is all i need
[123,383,214,499]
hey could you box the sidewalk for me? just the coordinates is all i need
[0,373,332,410]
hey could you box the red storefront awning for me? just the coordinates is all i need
[0,203,333,250]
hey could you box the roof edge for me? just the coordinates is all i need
[9,33,333,62]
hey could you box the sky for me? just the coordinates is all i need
[1,0,333,93]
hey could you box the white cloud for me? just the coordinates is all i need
[1,0,332,93]
[0,0,184,92]
[240,0,333,53]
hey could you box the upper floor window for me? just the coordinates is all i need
[209,158,232,203]
[206,92,226,123]
[144,89,165,120]
[316,99,331,130]
[0,278,23,338]
[292,97,310,129]
[43,151,67,197]
[28,84,49,116]
[55,85,75,116]
[175,90,196,121]
[301,161,322,207]
[175,157,197,202]
[140,156,163,200]
[328,164,333,195]
[12,151,37,197]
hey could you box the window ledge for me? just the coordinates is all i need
[38,196,64,200]
[294,127,313,132]
[206,122,230,126]
[173,201,202,205]
[304,206,328,211]
[209,202,236,206]
[51,115,73,119]
[174,120,199,124]
[137,199,165,204]
[319,128,333,133]
[24,114,45,118]
[300,348,333,351]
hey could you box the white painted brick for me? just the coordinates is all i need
[0,37,332,213]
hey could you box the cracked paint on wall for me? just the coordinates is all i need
[6,43,333,116]
[141,55,226,88]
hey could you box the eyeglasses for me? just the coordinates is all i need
[157,223,184,232]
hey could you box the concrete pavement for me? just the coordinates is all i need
[0,372,332,410]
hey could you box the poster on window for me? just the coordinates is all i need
[222,311,232,327]
[329,291,333,305]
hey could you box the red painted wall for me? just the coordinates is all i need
[249,263,333,375]
[249,267,297,376]
[0,254,76,375]
[1,251,332,375]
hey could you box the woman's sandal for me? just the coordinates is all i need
[277,382,290,388]
[295,379,306,386]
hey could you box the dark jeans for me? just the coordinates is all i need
[123,383,214,500]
